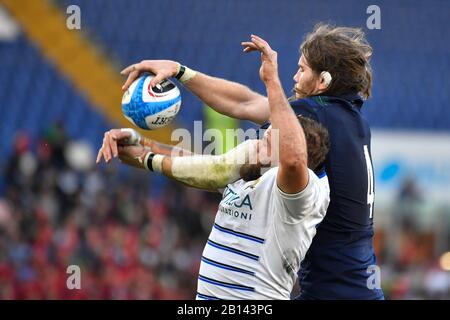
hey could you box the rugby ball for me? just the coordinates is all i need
[122,74,181,130]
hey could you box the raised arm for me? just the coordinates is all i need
[120,60,270,124]
[243,35,309,193]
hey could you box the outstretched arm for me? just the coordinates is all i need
[123,140,256,191]
[183,71,269,124]
[96,128,257,192]
[120,60,270,124]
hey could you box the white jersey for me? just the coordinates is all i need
[196,167,330,300]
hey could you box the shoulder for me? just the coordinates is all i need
[276,169,328,201]
[290,94,363,115]
[290,96,329,108]
[289,96,340,124]
[262,167,327,196]
[272,169,330,223]
[289,97,323,121]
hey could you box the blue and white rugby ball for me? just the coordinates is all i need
[122,74,181,130]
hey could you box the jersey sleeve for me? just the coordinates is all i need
[273,169,329,224]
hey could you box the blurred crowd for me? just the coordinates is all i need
[374,177,450,299]
[0,124,449,299]
[0,124,220,299]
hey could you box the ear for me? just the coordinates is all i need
[317,71,332,92]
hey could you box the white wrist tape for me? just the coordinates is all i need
[152,154,164,173]
[143,151,152,170]
[175,65,197,84]
[144,152,164,172]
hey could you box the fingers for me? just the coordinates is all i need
[111,129,132,145]
[250,34,267,43]
[121,62,144,90]
[249,34,271,55]
[102,133,112,163]
[241,35,274,56]
[122,70,140,91]
[120,64,134,75]
[96,147,103,164]
[120,62,142,75]
[96,129,137,165]
[109,133,118,158]
[121,61,155,90]
[120,60,177,89]
[96,132,113,164]
[241,41,258,53]
[149,73,166,87]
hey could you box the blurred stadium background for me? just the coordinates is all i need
[0,0,449,299]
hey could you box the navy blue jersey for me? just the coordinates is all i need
[266,93,383,299]
[291,94,374,234]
